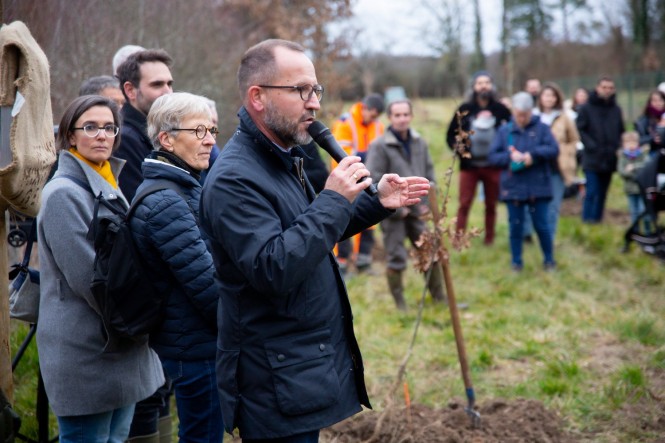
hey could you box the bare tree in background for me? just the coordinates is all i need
[550,0,588,42]
[423,0,466,96]
[469,0,485,73]
[3,0,353,138]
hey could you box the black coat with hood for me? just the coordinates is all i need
[576,90,625,173]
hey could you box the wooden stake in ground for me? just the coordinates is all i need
[428,185,480,427]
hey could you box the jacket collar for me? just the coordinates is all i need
[56,150,128,205]
[141,156,202,189]
[588,90,617,107]
[237,106,306,170]
[509,115,541,132]
[385,127,420,145]
[121,102,148,134]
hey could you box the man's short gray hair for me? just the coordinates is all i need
[511,92,534,111]
[79,75,120,96]
[147,92,212,150]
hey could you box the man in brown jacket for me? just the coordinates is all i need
[366,99,445,310]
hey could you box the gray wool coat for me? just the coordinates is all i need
[36,151,164,417]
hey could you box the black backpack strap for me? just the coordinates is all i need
[127,179,194,219]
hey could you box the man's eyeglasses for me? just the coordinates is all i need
[72,124,119,138]
[171,125,219,140]
[258,84,324,102]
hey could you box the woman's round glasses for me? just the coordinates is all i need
[72,124,119,138]
[171,125,219,140]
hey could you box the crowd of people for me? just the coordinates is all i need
[448,71,664,271]
[27,35,663,443]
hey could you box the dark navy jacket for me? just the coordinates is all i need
[488,115,559,202]
[200,107,392,439]
[130,158,218,360]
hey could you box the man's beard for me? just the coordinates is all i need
[264,101,314,147]
[475,90,493,101]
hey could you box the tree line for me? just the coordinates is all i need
[3,0,663,138]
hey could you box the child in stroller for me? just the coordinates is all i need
[623,146,665,259]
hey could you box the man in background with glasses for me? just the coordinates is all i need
[200,39,430,442]
[115,48,174,201]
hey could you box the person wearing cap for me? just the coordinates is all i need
[331,93,386,275]
[488,92,559,272]
[446,70,511,245]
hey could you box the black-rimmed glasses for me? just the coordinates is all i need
[72,124,119,138]
[258,84,324,102]
[171,124,219,140]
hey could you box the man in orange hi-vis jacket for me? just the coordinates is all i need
[331,93,385,276]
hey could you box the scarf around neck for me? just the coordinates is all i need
[68,147,117,189]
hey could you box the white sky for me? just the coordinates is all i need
[348,0,618,57]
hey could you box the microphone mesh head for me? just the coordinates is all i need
[307,121,327,139]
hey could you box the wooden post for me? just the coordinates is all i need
[0,212,11,403]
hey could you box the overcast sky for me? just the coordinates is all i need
[347,0,619,56]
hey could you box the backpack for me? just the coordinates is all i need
[91,179,194,341]
[469,114,497,161]
[60,174,190,341]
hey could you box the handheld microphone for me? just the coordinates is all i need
[307,121,378,196]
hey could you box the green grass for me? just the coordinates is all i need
[342,97,665,441]
[9,96,665,442]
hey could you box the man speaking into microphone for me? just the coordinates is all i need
[200,39,429,442]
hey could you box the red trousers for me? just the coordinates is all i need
[455,167,501,244]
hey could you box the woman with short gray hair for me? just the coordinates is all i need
[131,92,223,442]
[488,92,560,272]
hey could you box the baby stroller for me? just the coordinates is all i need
[623,148,665,260]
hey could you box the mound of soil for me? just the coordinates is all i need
[321,398,577,443]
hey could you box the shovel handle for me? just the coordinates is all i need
[428,186,474,399]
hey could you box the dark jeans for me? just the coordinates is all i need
[456,167,501,244]
[243,430,320,443]
[582,170,613,222]
[57,405,134,443]
[129,379,171,437]
[506,199,554,267]
[162,358,223,443]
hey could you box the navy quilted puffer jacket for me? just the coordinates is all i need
[488,115,559,202]
[130,156,218,360]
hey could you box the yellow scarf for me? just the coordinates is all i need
[68,148,118,189]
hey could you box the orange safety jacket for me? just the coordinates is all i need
[331,102,385,159]
[330,102,384,257]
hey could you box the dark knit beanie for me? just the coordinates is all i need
[471,70,492,84]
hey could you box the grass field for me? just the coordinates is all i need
[9,97,665,442]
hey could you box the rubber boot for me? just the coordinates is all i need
[387,269,407,311]
[126,432,160,443]
[158,415,173,443]
[426,264,446,304]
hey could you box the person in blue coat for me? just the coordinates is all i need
[489,92,559,271]
[130,92,223,443]
[199,39,430,442]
